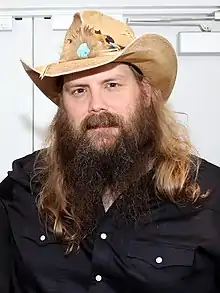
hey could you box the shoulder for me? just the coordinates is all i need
[196,157,220,212]
[197,158,220,189]
[0,150,42,237]
[0,150,41,202]
[0,151,44,283]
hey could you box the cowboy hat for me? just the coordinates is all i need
[20,10,178,105]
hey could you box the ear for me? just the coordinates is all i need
[145,82,152,97]
[143,82,153,107]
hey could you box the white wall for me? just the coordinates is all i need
[0,18,33,180]
[0,0,219,9]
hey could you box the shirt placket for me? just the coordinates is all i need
[88,215,115,293]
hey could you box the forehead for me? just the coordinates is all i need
[63,63,135,84]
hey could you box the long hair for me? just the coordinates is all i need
[33,66,208,253]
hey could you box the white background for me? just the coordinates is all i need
[0,0,220,8]
[0,2,220,180]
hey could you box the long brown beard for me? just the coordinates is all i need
[39,96,159,250]
[56,96,157,190]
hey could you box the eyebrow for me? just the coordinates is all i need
[102,74,126,82]
[64,74,126,91]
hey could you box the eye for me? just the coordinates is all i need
[71,88,86,96]
[106,82,119,89]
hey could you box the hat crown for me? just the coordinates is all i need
[59,10,135,62]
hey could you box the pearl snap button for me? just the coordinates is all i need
[156,256,163,264]
[95,275,102,282]
[100,233,107,240]
[40,235,46,241]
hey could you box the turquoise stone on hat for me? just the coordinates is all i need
[77,43,90,58]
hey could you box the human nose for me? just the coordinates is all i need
[88,89,108,113]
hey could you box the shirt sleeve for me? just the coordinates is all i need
[206,208,220,289]
[0,199,12,293]
[215,210,220,289]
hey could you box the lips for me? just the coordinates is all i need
[87,123,116,130]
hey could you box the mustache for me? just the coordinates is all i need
[81,112,122,131]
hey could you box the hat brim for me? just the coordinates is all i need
[21,33,177,105]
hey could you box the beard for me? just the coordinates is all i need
[43,96,159,249]
[55,97,157,192]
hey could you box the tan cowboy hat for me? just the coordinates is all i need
[20,10,178,105]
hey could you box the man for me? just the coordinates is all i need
[0,9,220,293]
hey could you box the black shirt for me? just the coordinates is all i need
[1,151,220,293]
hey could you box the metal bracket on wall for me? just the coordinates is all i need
[174,111,189,127]
[0,16,12,31]
[178,31,220,55]
[126,9,220,32]
[127,21,211,32]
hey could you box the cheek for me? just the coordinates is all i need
[116,88,140,112]
[63,101,87,128]
[117,102,138,122]
[110,98,137,119]
[68,111,85,129]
